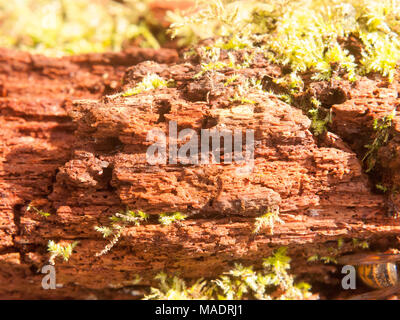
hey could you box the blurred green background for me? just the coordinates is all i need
[0,0,176,56]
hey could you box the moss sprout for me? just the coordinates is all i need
[48,240,78,265]
[352,238,370,249]
[94,209,149,257]
[158,212,187,226]
[122,73,171,97]
[362,109,396,172]
[308,107,332,136]
[26,203,50,218]
[253,207,284,235]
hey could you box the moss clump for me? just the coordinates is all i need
[194,47,238,78]
[122,73,171,97]
[307,238,369,264]
[253,208,284,235]
[26,203,51,217]
[352,238,370,249]
[308,105,332,137]
[169,0,400,82]
[362,109,396,172]
[158,212,187,226]
[144,247,313,300]
[227,77,263,105]
[48,240,78,265]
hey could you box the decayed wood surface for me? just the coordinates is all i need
[0,46,400,299]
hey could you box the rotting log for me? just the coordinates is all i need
[0,48,400,299]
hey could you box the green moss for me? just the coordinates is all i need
[194,47,237,78]
[144,247,313,300]
[158,212,187,226]
[144,273,213,300]
[230,95,256,105]
[307,238,351,264]
[216,35,253,50]
[275,93,293,104]
[195,60,230,78]
[362,109,396,172]
[48,240,78,265]
[253,208,284,235]
[228,77,264,105]
[308,107,332,137]
[319,256,338,264]
[274,72,304,94]
[26,203,50,218]
[94,209,149,257]
[307,253,338,264]
[352,238,369,249]
[337,238,344,249]
[122,74,171,97]
[224,74,240,86]
[307,254,320,263]
[376,183,389,193]
[95,210,186,256]
[169,0,400,82]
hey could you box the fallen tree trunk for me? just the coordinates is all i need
[0,47,400,299]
